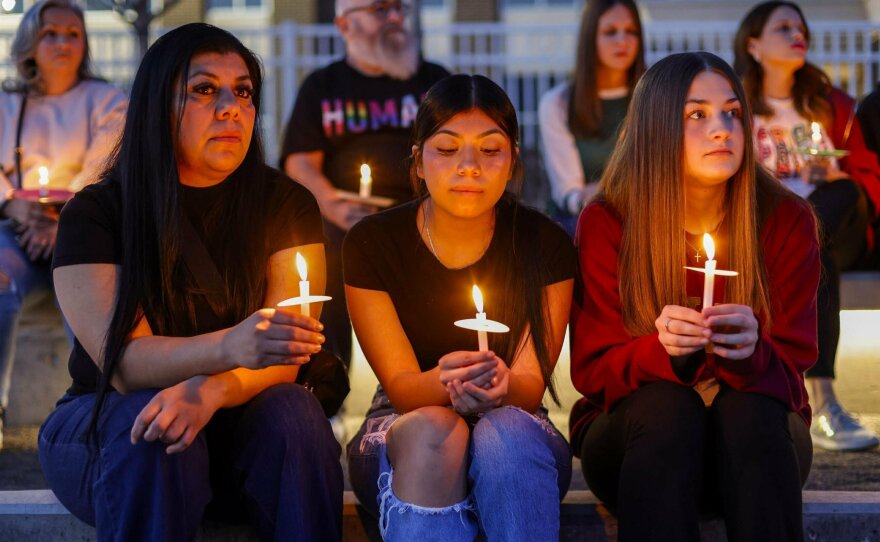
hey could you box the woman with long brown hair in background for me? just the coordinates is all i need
[570,52,817,541]
[538,0,645,235]
[735,0,880,452]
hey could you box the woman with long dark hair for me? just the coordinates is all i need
[0,0,126,449]
[570,52,817,541]
[734,0,880,452]
[538,0,645,234]
[37,24,342,541]
[344,74,575,541]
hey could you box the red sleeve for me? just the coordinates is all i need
[569,202,703,413]
[714,199,818,423]
[829,88,880,219]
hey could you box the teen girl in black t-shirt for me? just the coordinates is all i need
[344,74,576,541]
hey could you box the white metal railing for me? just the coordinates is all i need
[2,21,878,164]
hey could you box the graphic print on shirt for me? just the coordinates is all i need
[755,121,836,180]
[321,95,421,138]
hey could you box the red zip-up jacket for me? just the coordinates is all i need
[568,197,819,450]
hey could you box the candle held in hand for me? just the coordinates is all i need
[702,233,716,309]
[472,285,489,351]
[296,252,310,316]
[38,166,49,198]
[811,122,822,151]
[359,163,372,198]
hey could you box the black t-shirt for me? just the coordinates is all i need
[342,197,576,372]
[280,59,450,203]
[52,165,324,395]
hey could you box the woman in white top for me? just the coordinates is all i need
[0,0,126,448]
[538,0,644,235]
[734,0,880,452]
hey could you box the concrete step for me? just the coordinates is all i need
[1,489,879,541]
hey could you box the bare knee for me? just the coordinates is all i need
[388,406,469,463]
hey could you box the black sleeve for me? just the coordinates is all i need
[279,72,329,165]
[52,183,121,269]
[537,211,577,284]
[857,88,880,157]
[342,216,388,292]
[267,170,325,254]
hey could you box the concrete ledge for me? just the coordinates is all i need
[2,489,879,541]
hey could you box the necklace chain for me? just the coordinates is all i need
[421,199,494,262]
[684,214,726,263]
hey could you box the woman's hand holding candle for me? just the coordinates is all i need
[701,304,759,360]
[655,304,711,357]
[439,351,509,415]
[221,308,324,370]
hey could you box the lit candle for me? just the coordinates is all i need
[38,166,49,198]
[359,163,372,198]
[296,252,310,317]
[472,285,489,351]
[811,121,822,151]
[702,233,717,309]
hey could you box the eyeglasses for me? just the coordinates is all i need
[341,1,411,19]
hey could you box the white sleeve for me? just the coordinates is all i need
[68,84,128,192]
[538,83,585,210]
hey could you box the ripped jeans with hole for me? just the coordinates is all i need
[347,386,572,541]
[0,220,54,412]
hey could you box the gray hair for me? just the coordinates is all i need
[8,0,97,94]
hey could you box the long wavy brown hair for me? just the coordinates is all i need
[733,1,832,127]
[568,0,645,138]
[600,52,793,336]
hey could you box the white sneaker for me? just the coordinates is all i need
[811,402,880,452]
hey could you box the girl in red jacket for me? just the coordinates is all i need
[734,0,880,452]
[570,52,817,542]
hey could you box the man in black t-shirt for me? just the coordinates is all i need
[280,0,449,375]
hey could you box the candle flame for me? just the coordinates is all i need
[811,122,821,136]
[360,163,371,178]
[703,233,715,261]
[38,166,49,185]
[472,285,484,314]
[295,252,307,281]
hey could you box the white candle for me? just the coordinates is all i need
[295,252,310,317]
[472,285,489,351]
[811,122,822,151]
[38,166,49,198]
[702,233,716,309]
[359,163,372,198]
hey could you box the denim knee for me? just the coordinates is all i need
[376,451,477,542]
[240,383,339,456]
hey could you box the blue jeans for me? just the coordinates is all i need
[348,388,572,541]
[0,219,54,411]
[39,383,344,542]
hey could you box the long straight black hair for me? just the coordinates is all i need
[410,74,559,403]
[87,23,270,443]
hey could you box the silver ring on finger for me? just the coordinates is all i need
[665,318,672,332]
